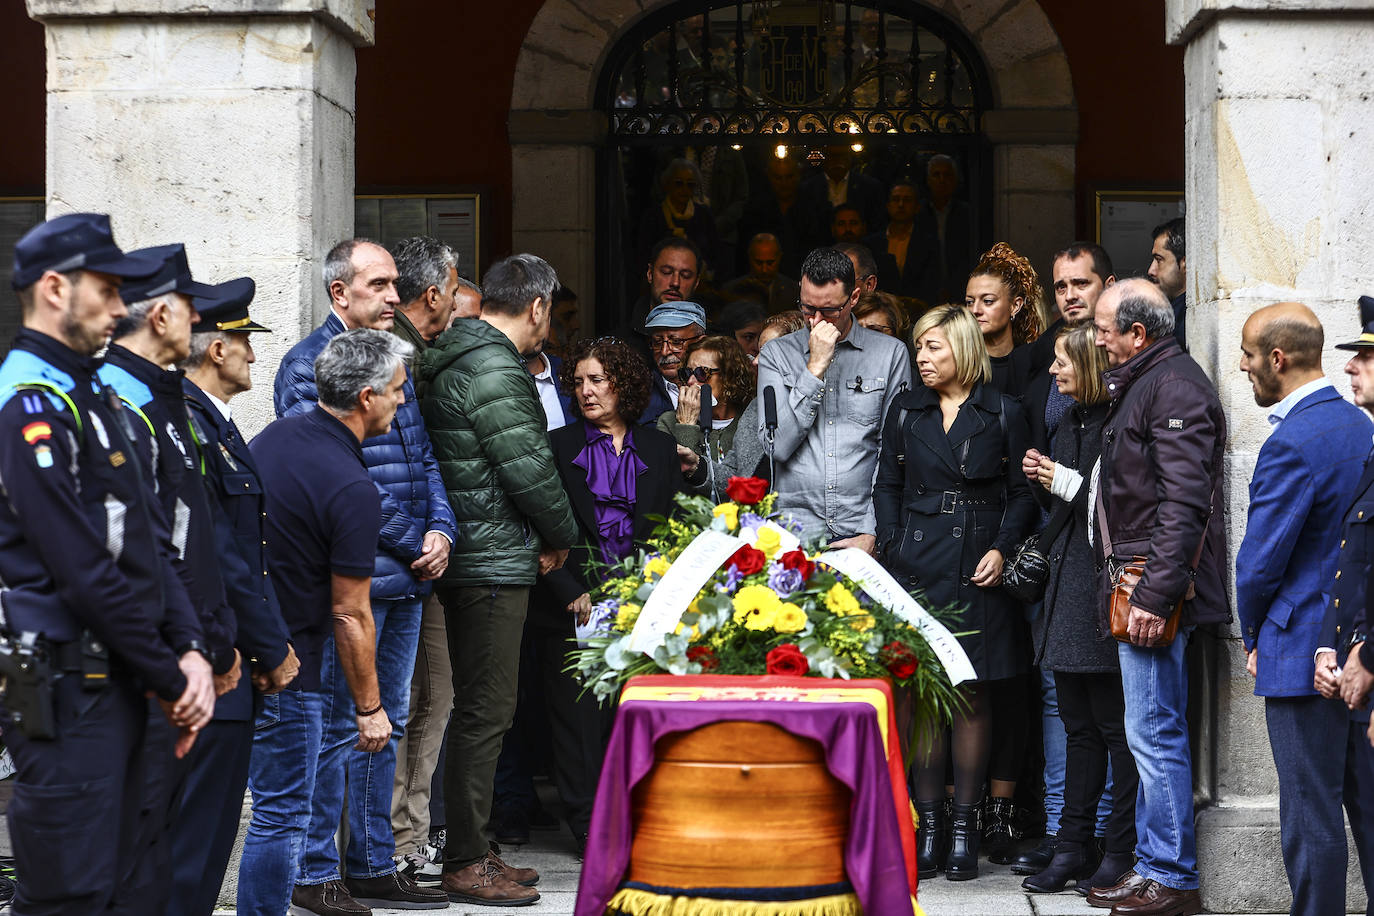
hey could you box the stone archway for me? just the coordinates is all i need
[508,0,1079,315]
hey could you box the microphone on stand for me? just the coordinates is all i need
[699,383,717,502]
[762,385,778,490]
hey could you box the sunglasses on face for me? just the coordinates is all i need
[678,365,721,383]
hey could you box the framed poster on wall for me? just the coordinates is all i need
[1092,189,1184,280]
[354,191,485,281]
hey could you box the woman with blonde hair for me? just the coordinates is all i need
[874,304,1036,882]
[1019,324,1139,895]
[965,242,1050,397]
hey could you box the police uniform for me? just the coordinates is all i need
[167,280,292,916]
[0,214,204,915]
[1317,294,1374,912]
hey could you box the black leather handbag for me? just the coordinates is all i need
[1001,487,1081,604]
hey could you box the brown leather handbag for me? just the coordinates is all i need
[1107,556,1187,646]
[1096,481,1206,648]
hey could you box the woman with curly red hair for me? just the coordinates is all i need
[965,242,1050,397]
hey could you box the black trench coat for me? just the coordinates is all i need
[875,383,1037,680]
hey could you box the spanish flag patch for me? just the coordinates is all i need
[21,422,52,445]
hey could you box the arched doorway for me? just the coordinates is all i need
[509,0,1077,337]
[595,0,995,325]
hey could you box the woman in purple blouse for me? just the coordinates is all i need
[527,337,700,851]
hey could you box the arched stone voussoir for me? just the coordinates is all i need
[513,0,1074,115]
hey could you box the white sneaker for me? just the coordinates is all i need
[394,845,443,886]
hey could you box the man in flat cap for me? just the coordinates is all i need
[1313,295,1374,914]
[0,213,214,913]
[170,278,299,916]
[638,298,706,424]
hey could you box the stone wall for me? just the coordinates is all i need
[26,0,374,435]
[1169,2,1374,911]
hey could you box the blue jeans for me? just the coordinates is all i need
[238,687,324,916]
[1118,629,1197,890]
[1042,668,1115,835]
[300,597,422,883]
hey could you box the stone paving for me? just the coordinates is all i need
[207,824,1317,915]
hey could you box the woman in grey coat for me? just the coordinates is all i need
[1021,324,1139,894]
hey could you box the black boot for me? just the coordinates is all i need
[983,796,1020,864]
[945,803,980,881]
[915,801,947,880]
[1009,834,1058,875]
[1079,850,1137,896]
[1021,840,1097,893]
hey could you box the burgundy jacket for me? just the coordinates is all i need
[1098,337,1232,627]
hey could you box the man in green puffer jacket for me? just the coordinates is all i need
[418,253,577,907]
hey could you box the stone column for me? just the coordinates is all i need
[1166,2,1374,911]
[26,0,374,434]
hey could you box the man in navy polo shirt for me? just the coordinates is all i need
[239,328,442,915]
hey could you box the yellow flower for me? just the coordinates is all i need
[645,556,671,579]
[675,621,701,641]
[825,583,861,617]
[616,603,642,630]
[713,502,739,531]
[848,613,875,633]
[754,526,782,558]
[774,602,807,633]
[733,584,782,630]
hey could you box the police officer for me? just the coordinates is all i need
[98,244,239,680]
[1316,294,1374,912]
[0,213,215,914]
[168,279,299,916]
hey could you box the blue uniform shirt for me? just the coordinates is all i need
[0,329,199,700]
[250,407,381,689]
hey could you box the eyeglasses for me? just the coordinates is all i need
[799,302,848,318]
[677,366,721,383]
[650,332,703,352]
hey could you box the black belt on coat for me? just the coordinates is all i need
[905,487,1002,515]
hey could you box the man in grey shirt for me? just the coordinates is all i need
[757,246,911,551]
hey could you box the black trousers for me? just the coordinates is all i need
[4,674,163,915]
[166,717,253,916]
[1053,669,1138,853]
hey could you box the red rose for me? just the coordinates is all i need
[728,544,766,576]
[880,642,920,681]
[766,643,810,677]
[779,548,814,580]
[687,645,719,672]
[726,476,769,505]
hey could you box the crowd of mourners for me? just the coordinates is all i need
[4,149,1374,916]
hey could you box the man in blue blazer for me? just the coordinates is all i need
[1237,301,1374,916]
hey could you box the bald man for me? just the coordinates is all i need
[1236,302,1374,916]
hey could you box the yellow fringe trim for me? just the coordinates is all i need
[605,887,925,916]
[606,887,863,916]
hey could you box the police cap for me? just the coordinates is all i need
[1335,296,1374,351]
[196,278,271,333]
[119,244,240,304]
[11,213,163,290]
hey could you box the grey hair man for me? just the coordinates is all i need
[419,253,578,906]
[243,328,436,914]
[276,240,457,913]
[1085,278,1229,913]
[390,236,460,361]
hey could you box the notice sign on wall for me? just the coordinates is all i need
[355,193,483,282]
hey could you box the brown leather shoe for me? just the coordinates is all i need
[441,858,539,907]
[486,849,539,887]
[1110,880,1202,916]
[1086,871,1147,909]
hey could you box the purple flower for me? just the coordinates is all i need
[740,512,765,533]
[768,565,804,596]
[718,565,745,593]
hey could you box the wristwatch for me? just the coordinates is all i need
[175,640,213,665]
